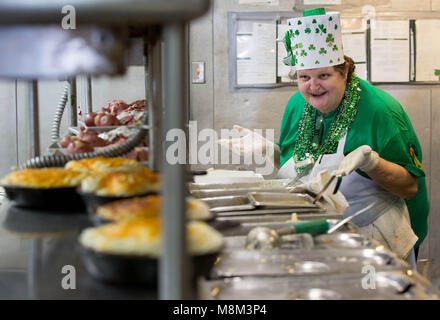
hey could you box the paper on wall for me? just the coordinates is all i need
[237,22,277,85]
[342,32,366,62]
[354,63,367,80]
[370,20,410,82]
[372,20,409,40]
[415,19,440,81]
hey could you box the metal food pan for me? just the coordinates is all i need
[213,211,342,226]
[248,192,319,209]
[200,196,255,213]
[314,232,377,249]
[190,188,292,199]
[218,219,353,237]
[222,233,314,251]
[209,248,405,279]
[189,179,292,191]
[215,206,325,217]
[200,271,439,300]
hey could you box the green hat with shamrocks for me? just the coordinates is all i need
[284,8,344,70]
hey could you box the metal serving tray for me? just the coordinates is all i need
[222,233,315,251]
[190,188,292,199]
[209,248,406,279]
[200,271,439,300]
[314,232,377,249]
[248,192,319,209]
[213,211,340,225]
[200,196,255,213]
[189,179,293,191]
[218,219,353,237]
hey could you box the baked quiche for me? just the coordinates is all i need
[65,157,144,174]
[95,195,212,221]
[0,168,87,188]
[80,166,160,196]
[79,218,223,257]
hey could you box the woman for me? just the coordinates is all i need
[223,9,429,265]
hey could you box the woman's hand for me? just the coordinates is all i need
[333,145,418,200]
[333,145,379,176]
[218,125,270,156]
[217,125,280,172]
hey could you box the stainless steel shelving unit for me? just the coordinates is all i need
[0,0,211,300]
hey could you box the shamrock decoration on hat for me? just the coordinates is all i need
[284,8,344,70]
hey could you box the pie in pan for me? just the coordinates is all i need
[80,166,160,196]
[0,168,87,188]
[65,157,144,174]
[95,195,212,221]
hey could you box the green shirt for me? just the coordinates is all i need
[277,77,429,247]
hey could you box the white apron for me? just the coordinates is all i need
[277,135,418,260]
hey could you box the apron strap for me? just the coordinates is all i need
[336,134,347,155]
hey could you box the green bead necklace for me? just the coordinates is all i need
[292,75,361,174]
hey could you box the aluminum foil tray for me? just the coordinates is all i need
[209,248,406,279]
[200,271,439,300]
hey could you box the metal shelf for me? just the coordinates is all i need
[0,0,211,300]
[0,0,210,25]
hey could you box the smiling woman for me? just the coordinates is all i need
[297,65,347,115]
[275,9,429,265]
[220,8,429,266]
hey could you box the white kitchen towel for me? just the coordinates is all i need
[360,204,418,260]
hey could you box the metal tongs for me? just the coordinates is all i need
[312,172,344,204]
[327,201,377,233]
[284,158,315,188]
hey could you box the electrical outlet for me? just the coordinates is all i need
[192,62,205,84]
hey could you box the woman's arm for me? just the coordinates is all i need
[365,158,418,200]
[334,145,419,200]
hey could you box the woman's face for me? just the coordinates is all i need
[297,66,347,115]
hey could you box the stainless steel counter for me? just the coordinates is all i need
[1,198,438,300]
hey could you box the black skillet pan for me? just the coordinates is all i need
[2,184,85,211]
[3,204,89,235]
[79,245,220,286]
